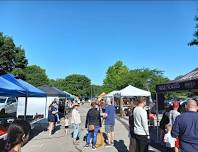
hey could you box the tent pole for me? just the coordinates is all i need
[24,95,27,120]
[45,97,47,118]
[156,93,160,143]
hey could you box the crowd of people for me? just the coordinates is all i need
[158,98,198,152]
[46,97,116,150]
[128,97,198,152]
[2,96,198,152]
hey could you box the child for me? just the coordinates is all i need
[64,115,69,135]
[164,124,176,152]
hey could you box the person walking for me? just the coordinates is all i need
[104,98,116,146]
[85,102,102,150]
[48,102,58,135]
[53,98,60,123]
[128,101,137,152]
[133,96,149,152]
[169,100,180,152]
[171,99,198,152]
[71,103,81,145]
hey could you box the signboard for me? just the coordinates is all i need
[156,79,198,93]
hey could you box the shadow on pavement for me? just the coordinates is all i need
[114,140,129,152]
[117,118,166,152]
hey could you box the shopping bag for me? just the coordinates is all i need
[96,131,104,148]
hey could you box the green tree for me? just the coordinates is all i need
[0,32,28,73]
[12,69,26,80]
[189,13,198,46]
[23,65,49,87]
[126,68,169,95]
[103,61,129,92]
[91,85,102,97]
[62,74,91,97]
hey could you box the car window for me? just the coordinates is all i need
[0,98,6,103]
[7,97,17,105]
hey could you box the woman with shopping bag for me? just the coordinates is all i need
[85,102,102,150]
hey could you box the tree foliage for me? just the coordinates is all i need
[91,85,103,97]
[189,14,198,46]
[102,61,169,96]
[0,32,28,74]
[49,74,91,98]
[64,74,91,97]
[103,61,129,92]
[22,65,49,87]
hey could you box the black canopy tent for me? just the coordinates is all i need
[38,85,68,97]
[156,68,198,93]
[155,68,198,142]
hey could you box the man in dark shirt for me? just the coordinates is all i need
[171,99,198,152]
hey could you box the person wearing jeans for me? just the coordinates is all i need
[73,124,81,141]
[86,126,100,147]
[85,102,102,150]
[71,103,81,145]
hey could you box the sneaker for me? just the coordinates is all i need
[92,146,96,150]
[84,144,89,148]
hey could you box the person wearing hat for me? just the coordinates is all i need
[71,103,81,145]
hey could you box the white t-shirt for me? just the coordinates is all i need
[71,109,81,124]
[133,106,149,136]
[164,132,176,148]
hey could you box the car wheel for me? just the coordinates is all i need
[0,109,5,115]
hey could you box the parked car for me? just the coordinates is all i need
[0,97,18,115]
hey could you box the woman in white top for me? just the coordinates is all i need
[71,103,81,145]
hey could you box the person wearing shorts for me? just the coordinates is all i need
[104,98,115,145]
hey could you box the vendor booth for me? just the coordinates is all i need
[38,85,69,114]
[0,74,47,140]
[155,68,198,142]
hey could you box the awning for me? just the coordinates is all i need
[119,85,151,97]
[156,68,198,93]
[0,77,25,96]
[38,85,68,97]
[1,74,46,97]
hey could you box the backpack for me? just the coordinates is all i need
[159,112,169,130]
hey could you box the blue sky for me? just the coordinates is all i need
[0,1,198,85]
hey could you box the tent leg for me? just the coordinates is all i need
[156,93,160,143]
[45,97,47,118]
[24,96,27,120]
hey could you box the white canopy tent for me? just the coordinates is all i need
[119,85,151,97]
[105,90,120,97]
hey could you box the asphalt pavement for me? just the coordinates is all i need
[22,103,163,152]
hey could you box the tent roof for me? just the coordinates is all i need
[172,68,198,83]
[119,85,151,97]
[0,77,25,96]
[98,92,107,97]
[156,68,198,93]
[0,74,46,97]
[63,91,76,99]
[38,85,67,97]
[105,90,120,97]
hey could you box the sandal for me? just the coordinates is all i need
[73,141,79,145]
